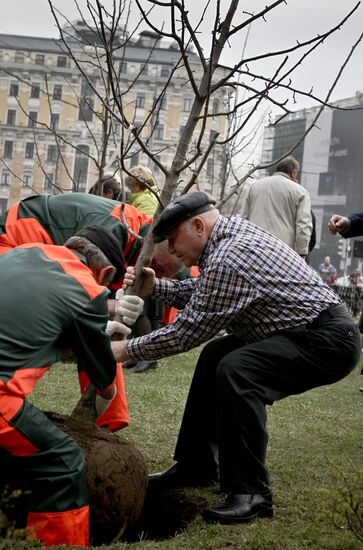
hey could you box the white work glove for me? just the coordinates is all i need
[106,320,131,338]
[95,386,116,417]
[115,288,144,326]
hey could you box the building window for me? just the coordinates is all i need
[207,158,214,178]
[120,61,127,74]
[0,198,8,213]
[10,82,19,97]
[130,152,139,167]
[23,171,33,186]
[73,145,90,188]
[183,97,192,112]
[160,95,167,110]
[6,109,16,126]
[141,64,148,76]
[1,170,10,185]
[160,66,170,77]
[30,84,40,99]
[78,78,95,122]
[28,111,38,128]
[212,98,219,114]
[154,124,164,140]
[47,144,57,162]
[3,141,13,158]
[44,173,54,190]
[50,113,60,129]
[53,85,62,100]
[25,142,35,159]
[136,94,145,108]
[57,56,67,67]
[14,51,24,63]
[35,54,45,65]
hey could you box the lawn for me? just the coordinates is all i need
[9,347,363,549]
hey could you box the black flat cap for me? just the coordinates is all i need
[75,225,125,283]
[153,192,217,243]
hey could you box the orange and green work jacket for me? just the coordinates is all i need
[0,243,118,547]
[0,192,152,266]
[0,243,117,413]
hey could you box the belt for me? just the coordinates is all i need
[309,303,350,327]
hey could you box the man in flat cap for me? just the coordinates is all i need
[0,225,140,548]
[112,191,360,525]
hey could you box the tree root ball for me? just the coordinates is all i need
[47,412,148,545]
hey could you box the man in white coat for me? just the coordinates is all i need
[241,156,312,259]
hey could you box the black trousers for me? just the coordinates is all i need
[174,309,361,494]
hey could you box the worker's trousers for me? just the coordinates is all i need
[174,307,361,494]
[0,398,89,547]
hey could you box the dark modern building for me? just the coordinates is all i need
[261,92,363,275]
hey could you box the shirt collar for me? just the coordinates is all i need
[198,215,226,269]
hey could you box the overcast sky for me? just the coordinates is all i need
[0,1,362,113]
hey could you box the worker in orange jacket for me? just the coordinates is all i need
[0,225,141,547]
[0,193,152,432]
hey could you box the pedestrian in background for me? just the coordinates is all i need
[241,156,313,259]
[318,256,337,287]
[88,172,121,200]
[125,165,159,217]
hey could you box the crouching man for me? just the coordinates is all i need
[112,192,361,525]
[0,225,142,547]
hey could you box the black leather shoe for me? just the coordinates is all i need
[203,493,273,524]
[148,463,218,490]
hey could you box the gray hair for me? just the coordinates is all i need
[65,236,116,285]
[275,156,299,176]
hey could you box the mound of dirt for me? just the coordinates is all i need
[0,412,148,546]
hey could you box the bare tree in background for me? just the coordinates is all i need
[2,0,361,269]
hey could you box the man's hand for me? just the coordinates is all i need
[115,288,144,326]
[106,320,131,338]
[111,339,130,363]
[95,385,116,417]
[328,214,350,235]
[122,266,156,297]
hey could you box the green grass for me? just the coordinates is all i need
[19,348,363,549]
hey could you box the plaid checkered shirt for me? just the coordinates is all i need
[127,215,341,360]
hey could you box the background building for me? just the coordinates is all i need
[260,93,363,274]
[0,24,228,211]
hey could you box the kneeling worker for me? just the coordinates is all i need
[0,226,142,547]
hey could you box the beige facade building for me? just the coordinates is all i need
[0,24,228,212]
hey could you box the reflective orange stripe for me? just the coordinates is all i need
[0,415,39,456]
[0,366,49,455]
[110,203,152,260]
[27,505,89,547]
[96,363,128,431]
[0,202,53,249]
[79,363,128,432]
[21,244,104,301]
[0,366,49,419]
